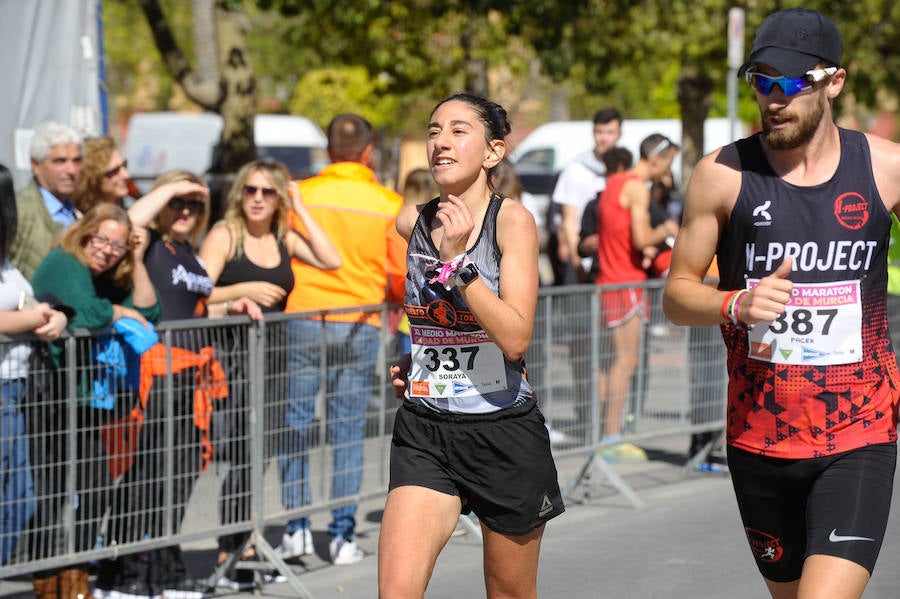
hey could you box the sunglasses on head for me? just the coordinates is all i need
[242,185,279,201]
[103,160,128,178]
[744,67,837,97]
[647,138,673,158]
[167,197,204,214]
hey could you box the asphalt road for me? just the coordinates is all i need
[200,437,900,598]
[3,436,899,598]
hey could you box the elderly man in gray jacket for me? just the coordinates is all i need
[11,122,83,279]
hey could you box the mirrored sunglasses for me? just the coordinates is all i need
[745,67,837,97]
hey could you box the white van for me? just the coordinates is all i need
[509,117,745,229]
[510,117,743,182]
[124,112,328,191]
[253,114,329,177]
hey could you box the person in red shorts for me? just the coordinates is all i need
[595,133,679,461]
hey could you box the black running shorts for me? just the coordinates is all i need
[389,400,565,536]
[727,442,897,582]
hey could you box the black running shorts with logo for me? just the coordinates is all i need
[727,442,897,582]
[389,399,565,536]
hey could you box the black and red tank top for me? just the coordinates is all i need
[717,128,899,458]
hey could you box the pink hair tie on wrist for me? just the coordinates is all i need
[430,253,470,290]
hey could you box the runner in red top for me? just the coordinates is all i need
[594,134,679,462]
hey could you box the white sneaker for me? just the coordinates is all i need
[545,423,569,445]
[329,538,364,565]
[215,575,255,592]
[275,527,314,560]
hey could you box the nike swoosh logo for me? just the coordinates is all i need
[829,529,875,543]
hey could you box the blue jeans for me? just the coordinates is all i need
[0,379,35,564]
[280,319,380,540]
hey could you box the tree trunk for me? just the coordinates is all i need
[460,22,489,97]
[676,64,713,187]
[213,4,256,175]
[137,0,220,108]
[139,0,257,220]
[192,0,217,84]
[549,86,570,122]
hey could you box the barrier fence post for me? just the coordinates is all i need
[64,335,79,556]
[162,330,175,538]
[240,318,317,598]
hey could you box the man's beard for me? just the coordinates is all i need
[761,97,826,150]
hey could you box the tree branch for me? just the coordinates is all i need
[137,0,221,109]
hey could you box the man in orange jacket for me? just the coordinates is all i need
[278,113,405,565]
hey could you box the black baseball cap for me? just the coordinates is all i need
[738,8,843,78]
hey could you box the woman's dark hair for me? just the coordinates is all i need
[431,93,511,143]
[432,93,511,190]
[0,164,16,265]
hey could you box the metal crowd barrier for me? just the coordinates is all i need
[0,281,730,595]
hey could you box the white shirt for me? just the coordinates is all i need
[552,150,607,222]
[0,262,34,380]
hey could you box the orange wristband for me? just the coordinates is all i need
[720,290,740,322]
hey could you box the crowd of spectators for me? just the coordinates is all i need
[0,114,399,599]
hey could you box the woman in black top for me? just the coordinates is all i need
[198,159,341,582]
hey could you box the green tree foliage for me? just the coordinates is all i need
[287,67,399,130]
[104,0,900,178]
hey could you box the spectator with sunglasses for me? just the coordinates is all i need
[128,170,224,323]
[198,159,340,586]
[88,170,250,599]
[664,8,900,598]
[72,136,135,213]
[11,122,83,280]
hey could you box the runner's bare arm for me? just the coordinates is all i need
[459,199,539,361]
[663,147,740,326]
[395,202,421,243]
[628,181,674,250]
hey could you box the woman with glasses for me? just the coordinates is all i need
[72,136,134,212]
[198,159,340,587]
[26,203,160,597]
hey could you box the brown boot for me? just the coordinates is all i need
[32,573,60,599]
[57,567,90,599]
